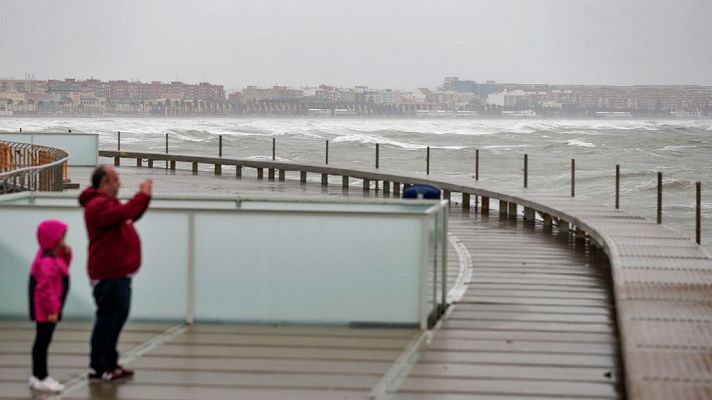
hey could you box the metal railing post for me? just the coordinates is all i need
[571,159,575,197]
[697,181,701,245]
[657,171,663,224]
[0,141,69,193]
[524,154,528,188]
[426,146,430,175]
[325,140,329,165]
[376,143,379,169]
[272,137,276,160]
[475,149,479,181]
[219,135,223,157]
[616,164,620,209]
[165,133,169,169]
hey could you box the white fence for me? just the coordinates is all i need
[0,193,447,328]
[0,132,98,166]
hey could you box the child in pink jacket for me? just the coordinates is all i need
[28,220,71,393]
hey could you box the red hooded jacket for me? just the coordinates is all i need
[29,220,71,322]
[79,188,150,280]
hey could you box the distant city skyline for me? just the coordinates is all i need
[3,75,710,118]
[1,0,711,89]
[1,74,711,94]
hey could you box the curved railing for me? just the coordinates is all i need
[102,149,712,400]
[0,140,70,193]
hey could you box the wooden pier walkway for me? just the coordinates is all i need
[1,164,624,399]
[2,146,710,399]
[391,208,620,399]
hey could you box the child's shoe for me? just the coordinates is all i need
[30,376,64,392]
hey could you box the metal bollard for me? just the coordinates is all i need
[571,159,575,197]
[616,164,620,209]
[426,146,430,175]
[165,133,169,169]
[376,143,379,169]
[475,149,479,181]
[657,171,662,224]
[697,181,701,245]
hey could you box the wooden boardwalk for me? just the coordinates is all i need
[0,165,624,399]
[393,208,621,399]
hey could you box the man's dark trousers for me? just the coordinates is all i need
[90,277,131,375]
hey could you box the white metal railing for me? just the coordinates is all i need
[0,132,98,167]
[0,140,69,193]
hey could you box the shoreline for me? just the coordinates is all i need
[2,115,712,121]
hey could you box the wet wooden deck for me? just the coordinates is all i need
[0,164,625,399]
[392,208,620,399]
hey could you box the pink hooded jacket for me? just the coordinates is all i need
[29,220,71,322]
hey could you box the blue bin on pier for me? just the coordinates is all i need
[403,184,441,200]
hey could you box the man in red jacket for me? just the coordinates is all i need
[79,166,151,381]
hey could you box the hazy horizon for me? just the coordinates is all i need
[2,0,711,90]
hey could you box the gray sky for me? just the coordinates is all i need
[1,0,711,90]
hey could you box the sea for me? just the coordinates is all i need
[1,117,710,250]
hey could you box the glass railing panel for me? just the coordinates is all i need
[192,212,423,325]
[0,195,446,328]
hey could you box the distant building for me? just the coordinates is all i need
[442,77,476,93]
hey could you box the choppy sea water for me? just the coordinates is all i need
[2,117,711,250]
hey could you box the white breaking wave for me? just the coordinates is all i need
[245,155,292,162]
[566,139,596,148]
[660,145,698,151]
[480,144,531,149]
[332,134,465,150]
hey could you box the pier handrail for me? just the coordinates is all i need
[1,140,69,193]
[102,148,712,400]
[100,149,704,249]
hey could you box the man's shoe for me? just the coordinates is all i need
[87,370,128,382]
[100,371,127,382]
[113,365,134,378]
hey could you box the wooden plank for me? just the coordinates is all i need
[446,311,613,324]
[451,303,614,316]
[433,329,617,344]
[441,320,614,333]
[102,369,379,390]
[425,338,617,355]
[409,363,618,383]
[129,356,391,375]
[414,351,618,369]
[168,333,411,349]
[147,344,402,361]
[397,377,619,398]
[63,385,370,400]
[187,324,414,337]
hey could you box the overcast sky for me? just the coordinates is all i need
[1,0,711,90]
